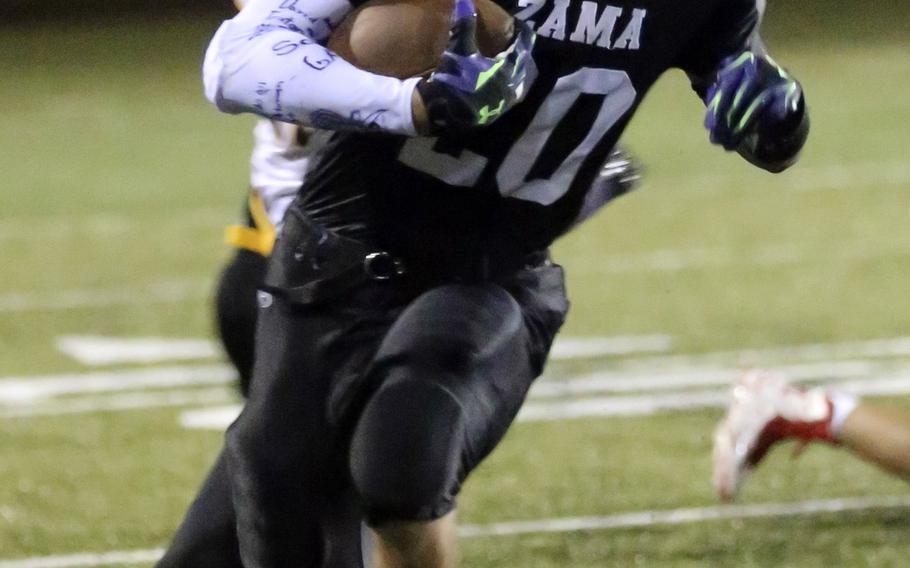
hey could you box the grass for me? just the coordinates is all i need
[1,7,909,567]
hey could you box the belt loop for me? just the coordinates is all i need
[364,252,406,281]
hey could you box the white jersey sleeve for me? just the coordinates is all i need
[250,120,330,227]
[203,0,421,135]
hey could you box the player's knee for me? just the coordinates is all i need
[350,378,465,525]
[409,337,481,379]
[381,324,490,383]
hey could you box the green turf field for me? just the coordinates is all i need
[1,6,909,566]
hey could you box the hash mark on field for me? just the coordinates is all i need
[4,496,908,566]
[0,365,233,403]
[0,388,234,419]
[549,335,673,359]
[179,404,242,430]
[57,336,220,366]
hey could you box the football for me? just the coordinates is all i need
[327,0,514,79]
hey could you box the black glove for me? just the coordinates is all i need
[704,51,809,171]
[416,0,536,134]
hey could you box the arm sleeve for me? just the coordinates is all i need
[677,0,765,99]
[203,0,422,135]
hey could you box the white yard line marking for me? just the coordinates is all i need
[179,404,243,430]
[835,374,910,397]
[178,371,910,430]
[3,336,910,422]
[0,548,165,568]
[518,390,730,421]
[531,360,877,398]
[520,373,910,422]
[0,365,233,403]
[0,388,234,419]
[57,336,220,366]
[613,336,910,369]
[50,335,671,366]
[549,335,672,359]
[458,495,910,537]
[0,281,209,313]
[4,495,908,566]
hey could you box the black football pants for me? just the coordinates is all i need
[160,228,568,568]
[215,248,267,396]
[158,249,262,568]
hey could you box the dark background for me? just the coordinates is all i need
[3,0,908,45]
[1,0,234,23]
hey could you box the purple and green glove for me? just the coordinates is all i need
[704,51,809,172]
[416,0,536,134]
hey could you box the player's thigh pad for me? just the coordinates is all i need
[349,283,534,525]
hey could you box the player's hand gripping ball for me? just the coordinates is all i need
[327,0,531,133]
[416,0,536,133]
[704,51,804,152]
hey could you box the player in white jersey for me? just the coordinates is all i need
[228,120,320,254]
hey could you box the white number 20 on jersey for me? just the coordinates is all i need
[397,68,636,206]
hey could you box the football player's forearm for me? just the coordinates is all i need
[839,404,910,481]
[203,0,421,135]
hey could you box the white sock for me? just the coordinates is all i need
[828,390,859,439]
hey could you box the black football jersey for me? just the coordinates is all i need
[295,0,761,266]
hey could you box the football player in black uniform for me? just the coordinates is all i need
[183,138,638,568]
[167,9,638,563]
[164,0,809,565]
